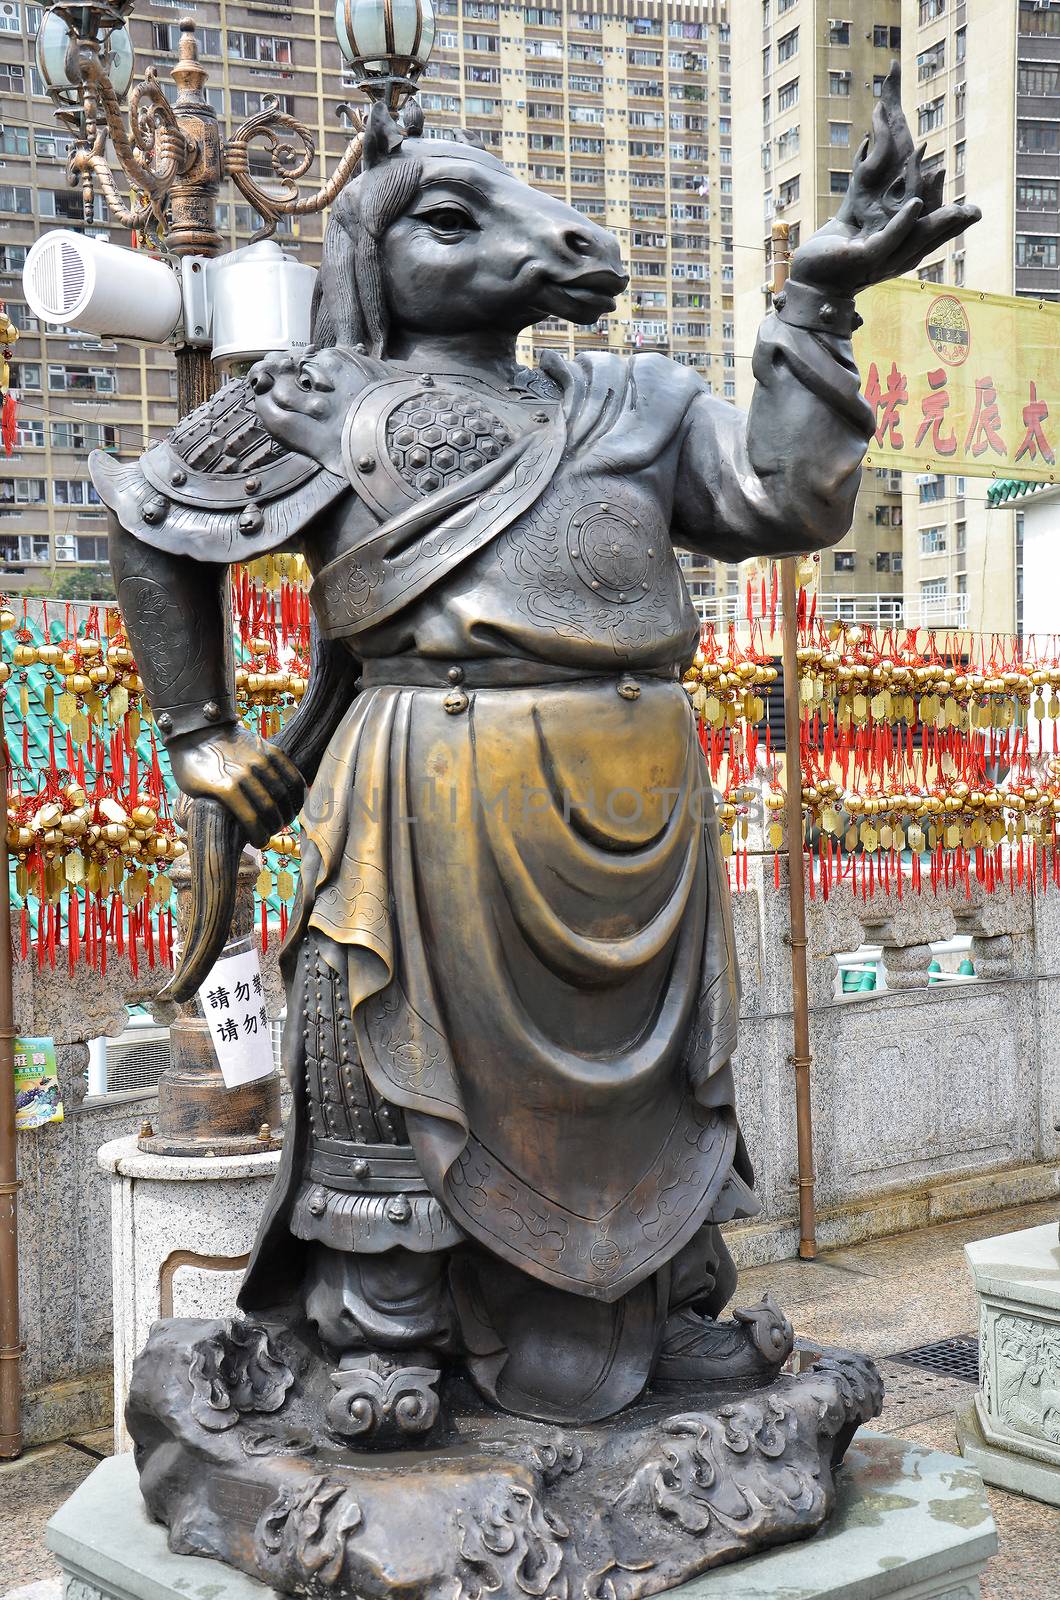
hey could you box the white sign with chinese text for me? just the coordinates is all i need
[198,944,275,1088]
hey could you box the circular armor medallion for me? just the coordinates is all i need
[567,501,654,604]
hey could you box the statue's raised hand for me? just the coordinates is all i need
[787,64,980,299]
[249,345,383,474]
[168,722,304,848]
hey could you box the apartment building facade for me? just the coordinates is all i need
[0,0,735,599]
[731,0,906,628]
[899,0,1060,637]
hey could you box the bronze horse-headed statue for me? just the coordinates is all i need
[93,69,977,1599]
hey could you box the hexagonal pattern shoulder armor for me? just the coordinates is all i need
[385,392,514,497]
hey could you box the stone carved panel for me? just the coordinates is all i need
[991,1311,1060,1447]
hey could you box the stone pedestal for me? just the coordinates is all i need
[45,1433,997,1600]
[957,1220,1060,1505]
[97,1134,280,1452]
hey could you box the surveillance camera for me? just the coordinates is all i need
[23,230,183,344]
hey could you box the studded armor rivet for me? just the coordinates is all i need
[618,676,641,701]
[142,493,169,525]
[308,1190,327,1217]
[600,502,610,513]
[157,712,173,734]
[533,410,549,423]
[358,454,376,473]
[418,373,434,386]
[170,468,187,487]
[820,303,835,325]
[386,1194,412,1225]
[447,666,465,685]
[647,547,655,558]
[443,688,470,716]
[238,502,264,535]
[244,475,261,494]
[203,701,222,722]
[353,1158,370,1181]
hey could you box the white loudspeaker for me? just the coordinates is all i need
[22,230,183,343]
[205,241,317,369]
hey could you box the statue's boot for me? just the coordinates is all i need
[304,1241,457,1448]
[653,1292,795,1385]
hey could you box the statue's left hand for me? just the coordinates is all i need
[249,346,369,473]
[786,62,980,300]
[169,722,305,847]
[788,196,981,299]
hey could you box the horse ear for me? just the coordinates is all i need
[401,100,425,138]
[361,99,405,169]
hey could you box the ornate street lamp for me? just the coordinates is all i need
[32,0,436,409]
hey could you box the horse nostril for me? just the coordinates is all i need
[563,228,595,257]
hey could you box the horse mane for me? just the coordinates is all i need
[311,111,501,357]
[311,156,424,357]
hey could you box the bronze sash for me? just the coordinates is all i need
[310,413,565,640]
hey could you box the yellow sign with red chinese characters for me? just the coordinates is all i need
[853,278,1060,485]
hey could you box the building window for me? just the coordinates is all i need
[1018,179,1059,210]
[873,24,902,48]
[73,535,108,563]
[776,126,800,160]
[920,527,946,555]
[0,245,26,275]
[918,261,944,283]
[0,126,28,157]
[1020,0,1060,35]
[830,170,850,195]
[777,27,799,63]
[955,25,966,62]
[828,19,850,46]
[0,479,47,505]
[226,32,292,65]
[828,71,852,97]
[829,122,851,147]
[918,474,945,503]
[1016,234,1060,268]
[918,97,945,135]
[1018,120,1060,154]
[920,577,948,607]
[53,480,101,507]
[1019,62,1060,97]
[919,0,945,22]
[833,551,856,572]
[876,552,892,573]
[0,186,32,215]
[917,40,945,80]
[777,77,799,112]
[14,419,44,448]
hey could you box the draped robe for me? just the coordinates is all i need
[237,335,873,1320]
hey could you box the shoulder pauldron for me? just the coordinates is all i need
[89,376,348,563]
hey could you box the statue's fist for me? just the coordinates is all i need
[249,346,372,474]
[168,722,304,848]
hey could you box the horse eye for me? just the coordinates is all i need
[422,206,475,234]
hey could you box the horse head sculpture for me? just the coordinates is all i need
[311,101,629,357]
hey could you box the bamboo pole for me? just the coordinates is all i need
[771,221,817,1262]
[0,701,22,1457]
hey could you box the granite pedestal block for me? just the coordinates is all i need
[958,1219,1060,1505]
[97,1134,280,1451]
[47,1433,996,1600]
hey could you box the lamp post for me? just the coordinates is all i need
[34,0,437,414]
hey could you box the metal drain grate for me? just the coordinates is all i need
[887,1336,979,1384]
